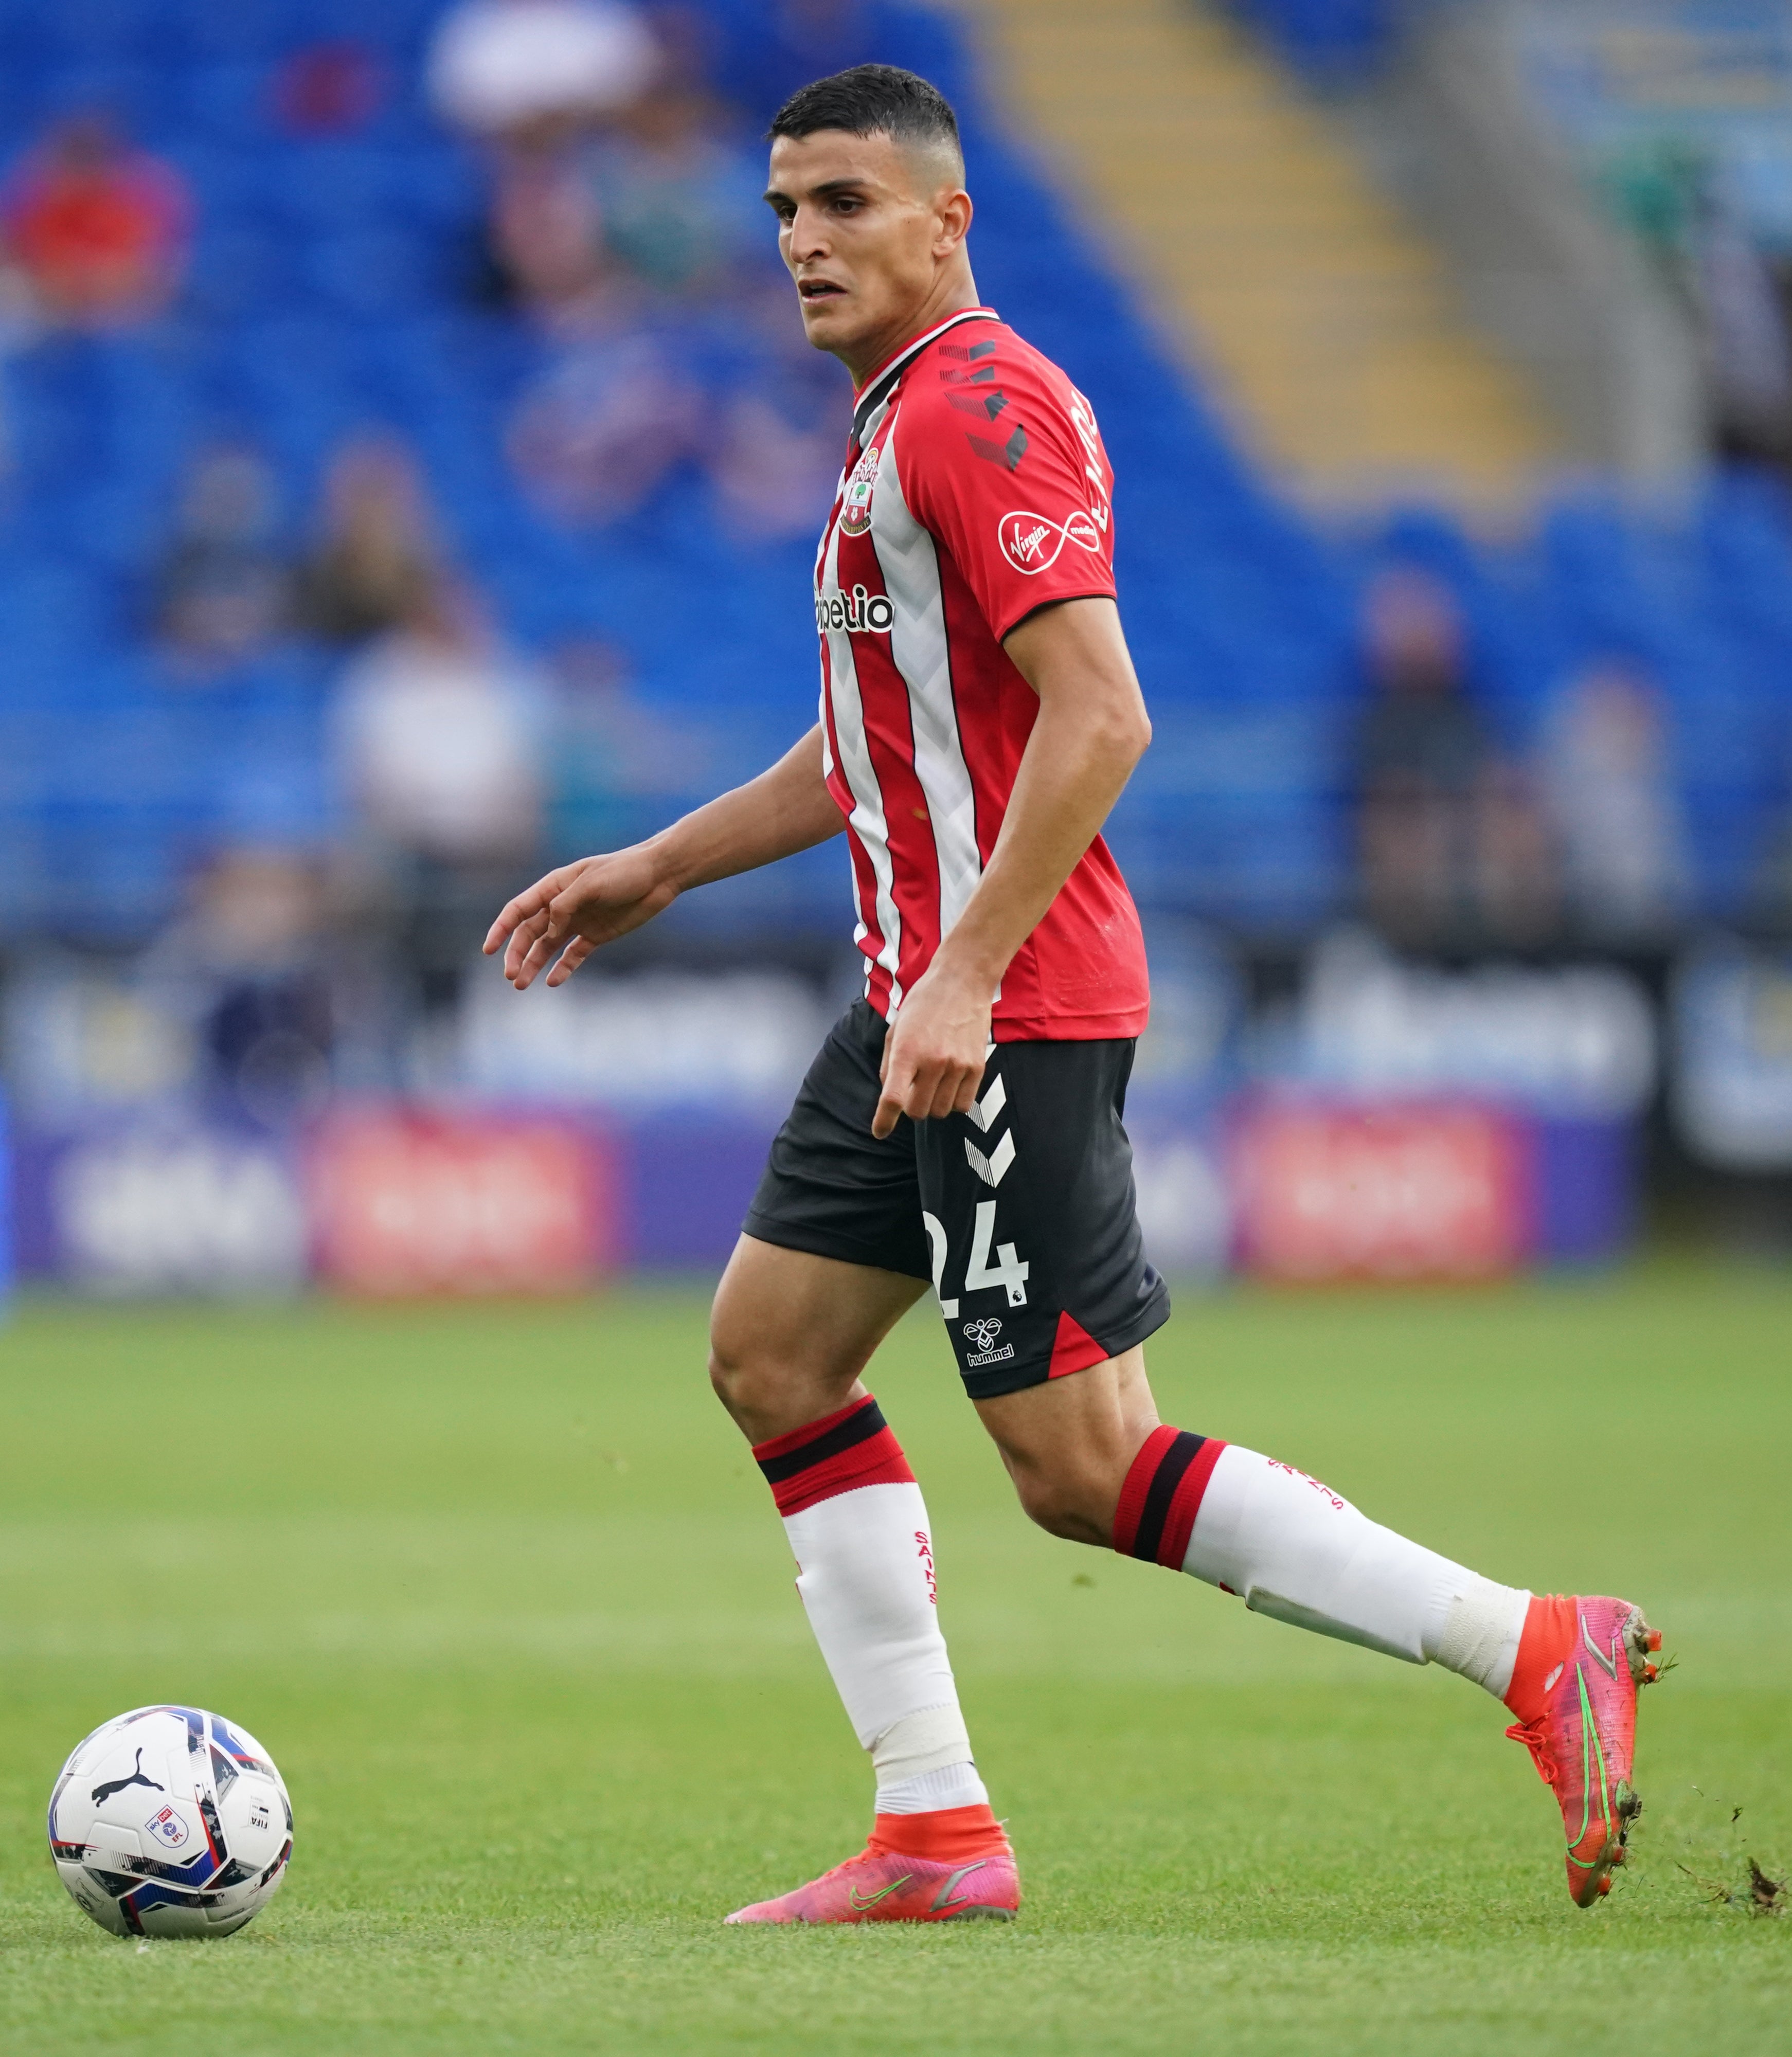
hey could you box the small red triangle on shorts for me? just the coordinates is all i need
[1048,1310,1109,1379]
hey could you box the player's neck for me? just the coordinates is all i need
[841,274,984,393]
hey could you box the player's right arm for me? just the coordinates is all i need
[484,722,843,990]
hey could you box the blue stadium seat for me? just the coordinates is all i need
[0,0,1787,940]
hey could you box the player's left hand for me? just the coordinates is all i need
[872,966,991,1138]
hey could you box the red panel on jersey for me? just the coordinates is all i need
[814,309,1150,1041]
[899,328,1119,641]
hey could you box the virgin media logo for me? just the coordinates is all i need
[997,507,1102,575]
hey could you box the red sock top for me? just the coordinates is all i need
[751,1394,915,1517]
[867,1803,1009,1865]
[1503,1593,1576,1725]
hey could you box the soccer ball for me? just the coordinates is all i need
[47,1705,293,1939]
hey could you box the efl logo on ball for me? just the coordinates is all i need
[144,1804,189,1850]
[998,507,1100,575]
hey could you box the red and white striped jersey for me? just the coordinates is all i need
[815,306,1150,1042]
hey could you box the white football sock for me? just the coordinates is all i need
[875,1759,991,1816]
[1183,1443,1529,1698]
[782,1482,984,1797]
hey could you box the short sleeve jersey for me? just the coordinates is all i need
[814,306,1150,1041]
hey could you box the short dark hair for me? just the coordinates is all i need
[768,63,962,173]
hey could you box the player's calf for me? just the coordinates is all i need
[975,1346,1159,1549]
[1105,1423,1665,1908]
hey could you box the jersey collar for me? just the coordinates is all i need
[850,305,1000,448]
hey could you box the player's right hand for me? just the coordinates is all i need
[483,846,679,990]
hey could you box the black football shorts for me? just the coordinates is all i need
[743,1001,1171,1400]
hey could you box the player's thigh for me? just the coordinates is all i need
[710,1235,926,1441]
[973,1344,1159,1542]
[714,999,934,1441]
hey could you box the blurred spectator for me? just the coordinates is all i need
[509,306,845,535]
[333,584,548,865]
[428,0,659,145]
[481,72,760,324]
[1353,567,1490,945]
[333,584,551,1010]
[1472,760,1560,947]
[1695,191,1792,471]
[0,116,190,329]
[588,82,763,297]
[706,304,850,538]
[708,387,843,539]
[1602,147,1792,474]
[155,445,292,676]
[548,634,714,850]
[272,43,388,137]
[1541,659,1689,941]
[142,848,337,1128]
[295,437,444,646]
[483,135,611,320]
[508,332,701,523]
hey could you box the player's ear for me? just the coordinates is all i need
[934,186,972,257]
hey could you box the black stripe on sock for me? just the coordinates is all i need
[1128,1431,1206,1564]
[756,1399,889,1485]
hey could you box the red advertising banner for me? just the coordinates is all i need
[1229,1100,1529,1282]
[307,1109,616,1295]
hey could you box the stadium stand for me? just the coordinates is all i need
[0,0,1786,967]
[950,0,1560,507]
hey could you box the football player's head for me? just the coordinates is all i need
[765,65,974,377]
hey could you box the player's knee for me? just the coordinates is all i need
[1010,1465,1114,1548]
[706,1324,759,1417]
[707,1318,841,1439]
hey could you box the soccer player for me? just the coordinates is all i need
[485,64,1660,1923]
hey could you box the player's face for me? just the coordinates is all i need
[765,131,969,377]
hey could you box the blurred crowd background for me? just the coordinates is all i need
[0,0,1789,1296]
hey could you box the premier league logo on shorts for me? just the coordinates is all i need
[962,1318,1015,1369]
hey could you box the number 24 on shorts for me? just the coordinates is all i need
[923,1202,1030,1315]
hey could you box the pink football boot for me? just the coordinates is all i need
[1503,1595,1662,1907]
[725,1809,1019,1925]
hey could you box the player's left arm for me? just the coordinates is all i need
[871,595,1149,1137]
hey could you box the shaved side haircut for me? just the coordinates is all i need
[768,63,965,185]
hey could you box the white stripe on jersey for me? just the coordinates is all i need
[821,509,904,1006]
[868,422,982,942]
[816,673,870,970]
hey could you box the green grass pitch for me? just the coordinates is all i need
[0,1262,1786,2054]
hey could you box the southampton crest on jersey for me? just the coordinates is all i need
[838,441,881,536]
